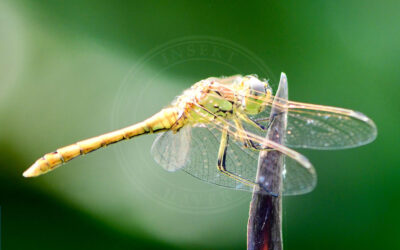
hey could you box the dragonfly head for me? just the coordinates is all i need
[242,75,272,115]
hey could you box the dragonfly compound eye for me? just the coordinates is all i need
[242,76,269,115]
[248,76,267,97]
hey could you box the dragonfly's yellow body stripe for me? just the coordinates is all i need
[23,107,180,177]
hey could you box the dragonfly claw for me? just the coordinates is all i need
[257,182,279,197]
[259,124,267,130]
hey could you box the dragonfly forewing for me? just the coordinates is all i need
[239,100,377,150]
[284,102,377,149]
[204,82,377,150]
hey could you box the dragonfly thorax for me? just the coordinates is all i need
[175,75,273,125]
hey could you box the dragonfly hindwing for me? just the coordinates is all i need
[151,126,192,172]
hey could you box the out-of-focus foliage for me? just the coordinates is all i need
[0,1,399,249]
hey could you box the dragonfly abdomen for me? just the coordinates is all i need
[23,107,180,177]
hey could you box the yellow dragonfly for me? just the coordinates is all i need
[23,75,377,196]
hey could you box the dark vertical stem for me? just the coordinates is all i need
[247,73,288,250]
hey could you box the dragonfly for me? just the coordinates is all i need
[23,75,377,196]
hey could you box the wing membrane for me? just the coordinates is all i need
[151,120,316,195]
[187,106,317,195]
[205,90,377,149]
[151,126,191,172]
[182,125,257,191]
[284,101,377,149]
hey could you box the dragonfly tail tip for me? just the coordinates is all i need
[22,171,30,178]
[23,168,35,178]
[22,163,41,178]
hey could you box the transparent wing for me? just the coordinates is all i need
[249,101,377,149]
[182,124,257,192]
[150,120,315,195]
[179,120,316,196]
[151,126,192,172]
[204,83,377,150]
[285,101,377,149]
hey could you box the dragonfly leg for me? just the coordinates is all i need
[234,119,274,151]
[217,127,257,188]
[237,112,268,131]
[256,181,279,197]
[250,119,268,131]
[254,111,285,131]
[233,118,275,151]
[233,119,255,149]
[249,143,274,151]
[217,129,278,196]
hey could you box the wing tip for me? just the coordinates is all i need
[350,110,378,144]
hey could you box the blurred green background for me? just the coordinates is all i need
[1,1,399,249]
